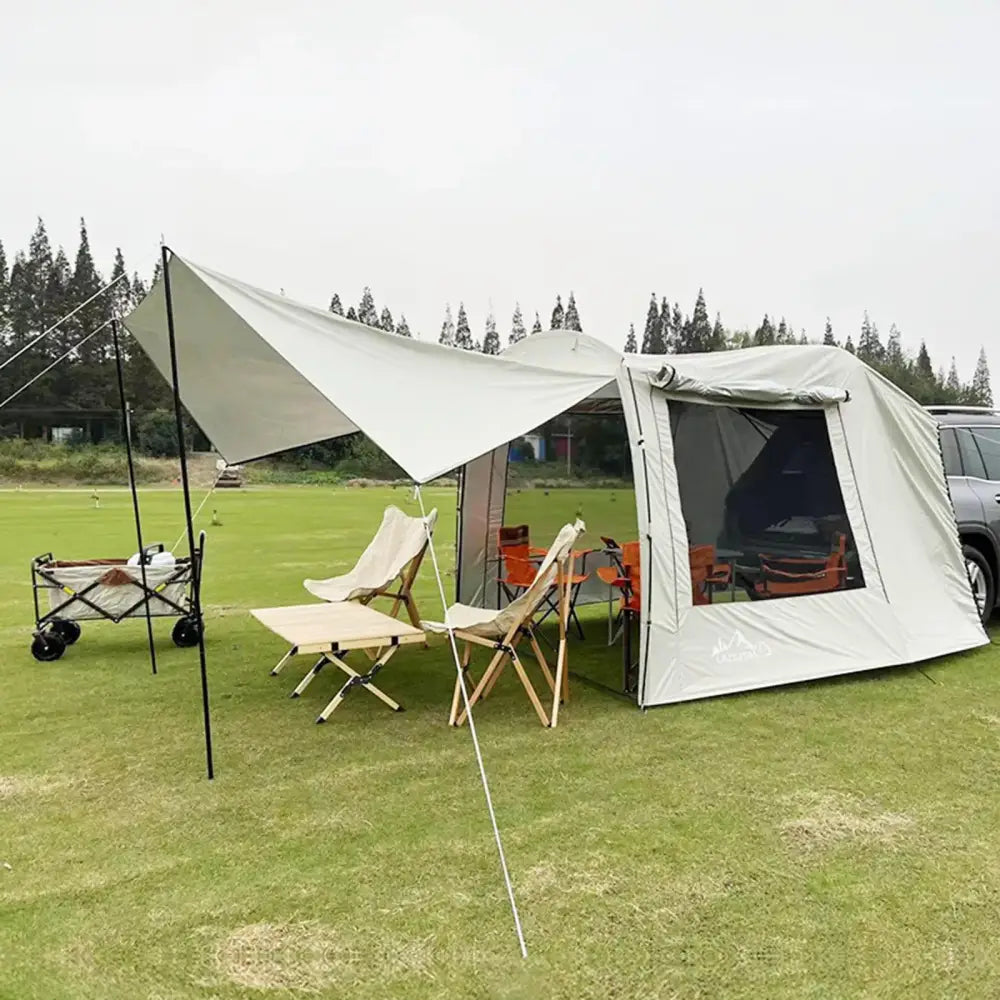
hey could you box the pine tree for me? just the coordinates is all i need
[844,335,855,354]
[624,323,637,353]
[439,304,455,346]
[6,251,32,364]
[346,306,359,322]
[550,295,565,330]
[48,246,72,337]
[971,347,993,407]
[509,303,527,345]
[70,218,106,367]
[27,219,55,335]
[798,331,809,345]
[916,341,934,381]
[108,248,133,323]
[564,292,582,331]
[672,303,683,346]
[677,288,713,353]
[752,314,775,346]
[709,313,727,351]
[379,306,394,333]
[658,296,672,352]
[531,312,543,335]
[454,303,474,350]
[857,311,884,364]
[640,293,661,353]
[396,313,412,338]
[357,286,379,327]
[885,324,904,373]
[946,357,961,394]
[823,318,836,346]
[328,293,344,316]
[728,328,753,350]
[482,310,500,355]
[775,317,796,345]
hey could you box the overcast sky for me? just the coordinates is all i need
[3,0,997,383]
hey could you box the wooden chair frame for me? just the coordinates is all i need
[450,553,576,728]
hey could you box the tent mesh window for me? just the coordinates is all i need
[669,402,865,604]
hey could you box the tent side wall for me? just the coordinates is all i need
[622,355,987,707]
[617,366,689,706]
[456,446,509,607]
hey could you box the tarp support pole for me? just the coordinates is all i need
[162,245,215,780]
[111,320,158,677]
[413,484,529,959]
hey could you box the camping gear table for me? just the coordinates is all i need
[250,602,426,722]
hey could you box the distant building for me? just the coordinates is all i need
[0,407,121,444]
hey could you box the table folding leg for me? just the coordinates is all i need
[316,646,403,722]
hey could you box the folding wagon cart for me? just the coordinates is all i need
[29,537,206,661]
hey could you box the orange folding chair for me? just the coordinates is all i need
[688,544,732,605]
[754,533,848,598]
[497,525,591,639]
[596,540,641,693]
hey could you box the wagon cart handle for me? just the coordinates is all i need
[193,531,207,606]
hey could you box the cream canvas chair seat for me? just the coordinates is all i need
[270,504,436,678]
[423,519,584,728]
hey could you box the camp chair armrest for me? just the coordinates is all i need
[762,565,846,581]
[759,554,831,567]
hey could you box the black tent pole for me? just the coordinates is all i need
[111,320,158,676]
[161,245,215,780]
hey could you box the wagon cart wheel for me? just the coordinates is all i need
[31,632,66,662]
[172,616,203,648]
[49,619,82,645]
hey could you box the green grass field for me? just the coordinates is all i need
[2,485,1000,999]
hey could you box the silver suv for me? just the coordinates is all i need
[928,406,1000,624]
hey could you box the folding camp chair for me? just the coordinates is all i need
[268,505,437,678]
[754,532,848,598]
[689,544,732,605]
[497,524,591,640]
[424,519,585,728]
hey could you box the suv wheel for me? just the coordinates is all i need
[962,544,995,625]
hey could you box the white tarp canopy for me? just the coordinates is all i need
[455,334,989,705]
[124,254,611,483]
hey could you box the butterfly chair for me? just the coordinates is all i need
[498,524,591,640]
[424,520,585,728]
[268,505,437,678]
[754,532,848,598]
[688,544,732,605]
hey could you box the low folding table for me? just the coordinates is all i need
[250,602,425,722]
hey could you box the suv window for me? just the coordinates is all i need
[940,427,962,476]
[970,426,1000,480]
[956,428,988,478]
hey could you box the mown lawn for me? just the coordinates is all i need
[1,485,999,999]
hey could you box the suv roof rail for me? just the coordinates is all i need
[925,405,1000,415]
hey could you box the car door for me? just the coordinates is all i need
[943,426,986,525]
[961,425,1000,542]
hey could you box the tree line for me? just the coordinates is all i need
[330,277,992,408]
[0,217,992,448]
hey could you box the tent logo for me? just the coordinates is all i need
[711,631,772,664]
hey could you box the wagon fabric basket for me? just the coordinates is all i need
[30,538,205,661]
